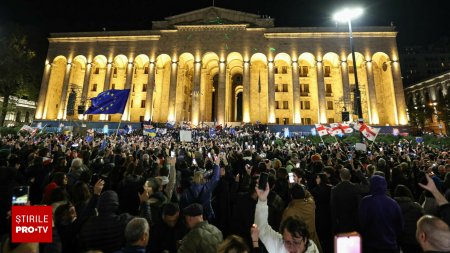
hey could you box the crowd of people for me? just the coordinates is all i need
[0,124,450,253]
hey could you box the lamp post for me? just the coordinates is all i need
[334,7,364,122]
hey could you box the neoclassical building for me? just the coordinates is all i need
[404,70,449,133]
[35,7,407,126]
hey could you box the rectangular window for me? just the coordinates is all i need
[324,66,331,77]
[328,118,335,123]
[274,67,279,74]
[282,66,288,74]
[284,118,289,124]
[132,84,135,92]
[111,83,116,89]
[301,118,312,125]
[88,115,93,121]
[142,84,147,92]
[144,66,149,74]
[94,68,100,75]
[283,101,289,109]
[91,83,97,92]
[300,66,309,77]
[276,118,280,124]
[141,100,146,108]
[348,66,354,74]
[305,101,310,109]
[282,83,288,92]
[113,68,118,78]
[327,101,334,110]
[140,116,145,122]
[275,84,280,92]
[301,101,310,110]
[275,101,280,109]
[301,84,310,95]
[326,83,332,94]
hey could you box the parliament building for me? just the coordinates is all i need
[35,7,408,126]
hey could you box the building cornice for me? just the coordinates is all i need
[49,35,161,43]
[174,24,248,31]
[404,71,450,92]
[264,31,397,39]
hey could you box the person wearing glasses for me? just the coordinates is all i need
[254,183,319,253]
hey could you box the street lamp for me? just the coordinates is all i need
[334,7,364,122]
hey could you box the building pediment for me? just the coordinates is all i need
[152,6,274,30]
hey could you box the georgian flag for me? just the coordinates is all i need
[315,124,329,136]
[354,123,380,141]
[339,123,354,133]
[328,123,343,136]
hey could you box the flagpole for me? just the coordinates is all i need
[369,130,380,149]
[319,134,325,146]
[115,115,123,140]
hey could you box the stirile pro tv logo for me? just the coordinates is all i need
[12,206,52,243]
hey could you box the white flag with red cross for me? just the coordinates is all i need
[315,124,329,137]
[354,123,380,141]
[328,123,343,136]
[339,123,354,133]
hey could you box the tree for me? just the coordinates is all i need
[0,26,36,126]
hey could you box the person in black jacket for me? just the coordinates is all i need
[311,172,333,253]
[330,168,367,234]
[394,184,424,253]
[78,188,151,253]
[147,202,188,253]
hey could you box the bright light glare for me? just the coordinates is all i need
[333,8,363,22]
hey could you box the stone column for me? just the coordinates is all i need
[81,63,93,117]
[243,61,250,122]
[36,63,52,119]
[167,61,178,122]
[103,63,113,91]
[121,62,134,121]
[391,61,407,125]
[217,61,226,125]
[365,61,379,124]
[57,62,73,119]
[340,61,351,111]
[144,62,156,121]
[267,61,275,123]
[190,61,202,126]
[316,61,327,123]
[291,61,301,124]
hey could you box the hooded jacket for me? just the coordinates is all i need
[78,191,134,253]
[359,176,404,251]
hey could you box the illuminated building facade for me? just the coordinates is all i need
[35,7,407,126]
[404,70,449,134]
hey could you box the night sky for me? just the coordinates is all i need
[1,0,449,66]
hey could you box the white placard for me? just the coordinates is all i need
[180,130,192,142]
[355,143,367,152]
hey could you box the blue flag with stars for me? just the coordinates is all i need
[85,89,130,114]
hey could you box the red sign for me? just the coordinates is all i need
[12,206,52,243]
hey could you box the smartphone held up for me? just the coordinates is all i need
[12,186,30,206]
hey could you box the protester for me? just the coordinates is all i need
[177,203,223,253]
[114,217,150,253]
[415,215,450,252]
[359,175,404,253]
[254,183,319,253]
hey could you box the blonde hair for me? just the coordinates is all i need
[217,235,249,253]
[192,171,205,184]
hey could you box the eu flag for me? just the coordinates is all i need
[85,89,130,114]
